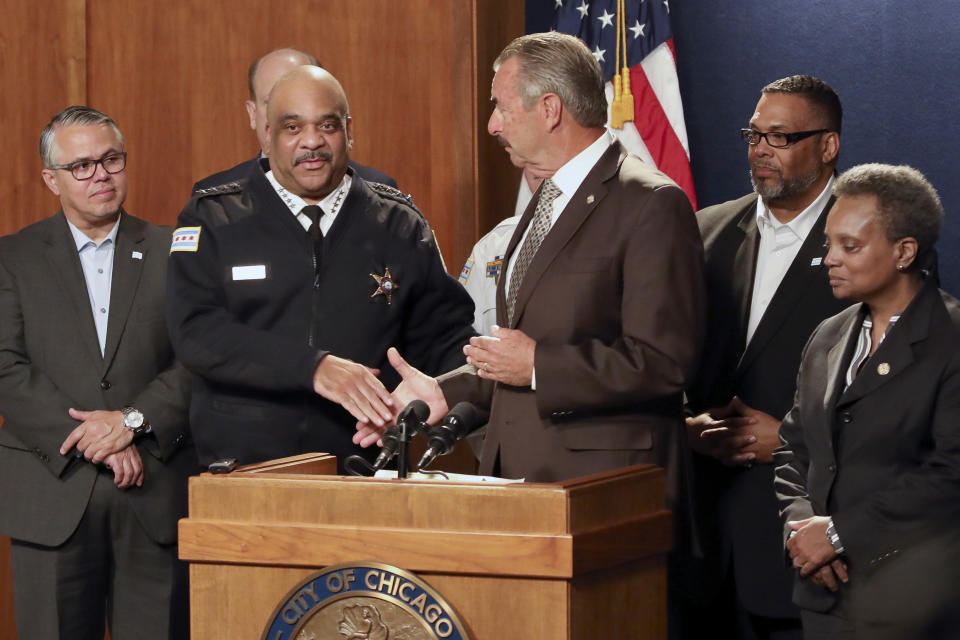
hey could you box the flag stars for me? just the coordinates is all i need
[554,0,563,7]
[592,45,606,63]
[663,0,670,13]
[576,1,590,19]
[629,19,646,39]
[597,9,614,28]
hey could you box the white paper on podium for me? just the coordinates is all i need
[373,470,524,484]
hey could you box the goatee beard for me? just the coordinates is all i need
[750,167,820,202]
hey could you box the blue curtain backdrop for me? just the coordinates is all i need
[527,1,960,291]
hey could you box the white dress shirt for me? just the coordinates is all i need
[746,176,835,346]
[502,131,614,389]
[504,131,613,290]
[265,170,352,236]
[67,217,120,355]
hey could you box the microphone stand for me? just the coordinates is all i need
[396,417,412,479]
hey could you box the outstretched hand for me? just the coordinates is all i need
[353,347,448,448]
[313,354,393,427]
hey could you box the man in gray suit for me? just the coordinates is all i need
[0,106,195,639]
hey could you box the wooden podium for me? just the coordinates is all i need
[179,455,672,639]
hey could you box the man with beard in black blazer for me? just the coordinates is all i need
[193,47,396,192]
[679,76,850,640]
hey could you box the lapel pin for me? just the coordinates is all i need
[810,257,823,266]
[877,362,891,376]
[370,267,398,305]
[131,251,143,260]
[586,194,595,204]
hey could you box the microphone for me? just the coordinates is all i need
[372,399,430,471]
[417,402,488,470]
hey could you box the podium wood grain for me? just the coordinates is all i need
[181,463,671,639]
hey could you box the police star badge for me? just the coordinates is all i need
[370,267,398,305]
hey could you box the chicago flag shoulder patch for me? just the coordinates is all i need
[171,226,201,253]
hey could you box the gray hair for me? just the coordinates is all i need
[494,32,607,128]
[39,106,124,169]
[833,163,943,266]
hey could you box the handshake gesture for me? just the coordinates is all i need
[312,347,448,447]
[318,326,536,446]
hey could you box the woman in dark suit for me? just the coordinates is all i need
[773,163,960,639]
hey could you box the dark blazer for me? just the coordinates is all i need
[192,155,397,192]
[441,141,705,496]
[0,212,195,547]
[686,192,849,617]
[774,282,960,627]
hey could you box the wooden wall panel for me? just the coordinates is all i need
[83,0,521,269]
[0,0,85,235]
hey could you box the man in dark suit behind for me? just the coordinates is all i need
[193,47,396,192]
[680,76,849,639]
[357,32,705,498]
[0,107,195,638]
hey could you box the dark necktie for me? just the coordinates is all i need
[301,205,324,271]
[506,178,561,325]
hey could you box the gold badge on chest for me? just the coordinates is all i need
[370,267,398,305]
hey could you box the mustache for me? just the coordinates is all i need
[496,136,510,147]
[295,151,333,165]
[751,161,779,172]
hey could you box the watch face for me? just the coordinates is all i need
[124,411,144,429]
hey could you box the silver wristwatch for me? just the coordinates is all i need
[825,518,845,554]
[121,407,150,435]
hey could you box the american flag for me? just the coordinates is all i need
[552,0,697,208]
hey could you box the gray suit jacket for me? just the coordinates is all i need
[774,282,960,621]
[0,212,195,546]
[441,142,705,496]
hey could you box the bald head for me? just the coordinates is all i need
[265,65,353,203]
[245,48,320,153]
[267,66,350,124]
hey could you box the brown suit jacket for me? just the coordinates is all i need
[441,141,705,491]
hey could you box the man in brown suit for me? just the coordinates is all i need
[356,32,705,489]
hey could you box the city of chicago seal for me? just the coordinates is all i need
[261,561,473,640]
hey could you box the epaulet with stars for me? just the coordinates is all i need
[367,182,424,219]
[367,182,446,268]
[192,181,243,198]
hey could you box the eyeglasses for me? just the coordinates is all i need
[51,152,127,180]
[740,128,830,148]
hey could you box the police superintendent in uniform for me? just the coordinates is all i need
[166,65,475,470]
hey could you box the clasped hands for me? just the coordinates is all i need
[59,408,143,488]
[786,516,849,592]
[686,396,781,467]
[344,327,536,448]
